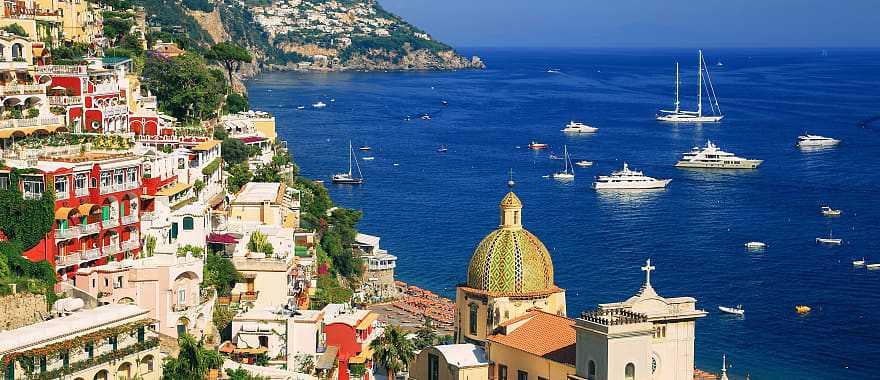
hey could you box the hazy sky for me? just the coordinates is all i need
[378,0,879,48]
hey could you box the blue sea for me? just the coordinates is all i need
[246,48,880,379]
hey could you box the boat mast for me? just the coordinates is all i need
[697,50,703,117]
[563,145,571,174]
[348,140,353,176]
[674,62,680,114]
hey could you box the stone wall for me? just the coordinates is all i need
[0,292,47,331]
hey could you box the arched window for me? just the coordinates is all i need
[469,303,478,335]
[625,363,635,380]
[182,216,194,230]
[11,43,22,59]
[588,361,596,380]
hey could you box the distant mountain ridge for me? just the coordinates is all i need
[144,0,484,72]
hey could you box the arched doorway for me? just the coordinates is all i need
[177,316,190,337]
[116,362,132,380]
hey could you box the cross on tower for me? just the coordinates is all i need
[641,258,655,286]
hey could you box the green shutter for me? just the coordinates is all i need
[59,219,68,229]
[102,206,110,221]
[171,223,178,239]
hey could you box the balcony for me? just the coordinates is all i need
[92,82,119,95]
[121,214,138,225]
[36,65,88,75]
[0,116,62,130]
[0,84,46,96]
[22,192,42,200]
[103,218,119,229]
[81,247,102,261]
[0,60,29,71]
[102,244,120,256]
[75,187,89,197]
[121,239,139,252]
[55,252,82,268]
[56,190,70,200]
[54,226,80,241]
[140,211,155,221]
[48,96,82,106]
[80,222,101,235]
[171,303,190,312]
[101,105,129,117]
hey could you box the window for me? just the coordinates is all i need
[588,361,596,380]
[61,350,69,368]
[258,336,269,348]
[91,177,97,188]
[110,335,118,351]
[75,173,87,191]
[498,365,508,380]
[178,288,186,304]
[114,170,124,185]
[92,279,96,288]
[469,304,478,335]
[105,278,109,287]
[517,370,528,380]
[427,353,439,380]
[0,174,8,190]
[55,176,68,194]
[170,222,178,239]
[625,363,635,380]
[182,216,194,230]
[137,327,145,343]
[5,360,13,380]
[653,325,666,339]
[39,356,46,373]
[85,343,94,359]
[102,205,111,221]
[101,171,111,187]
[22,178,45,196]
[126,168,136,183]
[114,275,123,289]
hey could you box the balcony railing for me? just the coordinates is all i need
[92,82,119,95]
[103,182,138,194]
[171,303,190,312]
[102,244,120,256]
[0,116,62,129]
[56,190,69,200]
[0,61,29,71]
[80,222,100,235]
[55,252,81,267]
[48,96,82,106]
[103,218,119,228]
[101,104,129,116]
[81,247,102,261]
[75,187,89,197]
[0,84,46,96]
[121,239,139,252]
[36,65,88,75]
[54,227,80,241]
[140,211,155,221]
[121,214,138,225]
[22,192,42,200]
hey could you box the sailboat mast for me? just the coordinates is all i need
[348,140,353,176]
[674,62,680,113]
[697,50,703,117]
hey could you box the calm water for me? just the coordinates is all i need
[247,48,880,379]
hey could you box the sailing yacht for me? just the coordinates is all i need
[657,50,724,123]
[331,141,364,184]
[551,145,575,180]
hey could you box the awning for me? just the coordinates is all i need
[191,139,221,151]
[208,233,239,245]
[348,346,373,364]
[77,203,98,215]
[315,346,339,370]
[233,347,267,355]
[355,312,378,330]
[237,136,267,144]
[155,182,191,197]
[140,194,155,200]
[54,207,76,219]
[218,341,236,354]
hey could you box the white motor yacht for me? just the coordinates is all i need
[797,134,840,148]
[592,163,671,190]
[867,263,880,270]
[313,101,327,108]
[718,305,744,316]
[574,160,593,167]
[744,241,767,249]
[821,206,841,216]
[816,230,842,245]
[675,140,762,169]
[561,121,598,133]
[853,258,865,266]
[657,50,724,123]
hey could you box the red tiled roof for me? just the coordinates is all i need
[487,310,577,366]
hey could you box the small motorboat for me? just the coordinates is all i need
[867,263,880,270]
[296,106,306,110]
[330,98,336,102]
[528,141,549,150]
[852,258,865,266]
[718,305,744,316]
[359,146,372,151]
[437,144,448,153]
[361,157,375,161]
[574,160,593,167]
[744,241,767,249]
[312,101,327,108]
[546,68,561,74]
[816,237,842,245]
[795,305,812,314]
[441,100,448,106]
[421,114,431,120]
[548,153,563,160]
[821,206,841,216]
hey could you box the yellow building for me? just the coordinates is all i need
[410,344,489,380]
[35,0,97,43]
[455,190,566,346]
[228,182,301,228]
[486,310,577,380]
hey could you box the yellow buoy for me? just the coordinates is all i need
[796,305,811,314]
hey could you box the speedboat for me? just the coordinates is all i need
[795,305,812,314]
[312,101,327,108]
[546,68,561,74]
[816,235,842,245]
[361,157,375,161]
[593,163,671,190]
[528,141,549,150]
[437,144,448,153]
[296,106,306,110]
[561,121,598,133]
[797,134,840,148]
[574,160,593,167]
[420,114,431,120]
[675,140,762,169]
[853,258,865,266]
[867,263,880,270]
[744,241,767,249]
[441,100,448,106]
[718,305,744,316]
[820,206,841,216]
[359,146,371,151]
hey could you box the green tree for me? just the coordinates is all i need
[369,325,416,380]
[225,92,249,114]
[204,43,253,91]
[1,24,28,37]
[161,334,223,380]
[413,316,438,350]
[142,53,227,122]
[226,162,253,193]
[193,179,205,196]
[225,368,268,380]
[247,231,274,255]
[144,235,157,257]
[103,17,134,45]
[204,251,241,296]
[221,138,253,165]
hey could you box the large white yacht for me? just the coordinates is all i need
[675,140,762,169]
[561,121,598,133]
[592,163,671,190]
[797,134,840,148]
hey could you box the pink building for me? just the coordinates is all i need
[73,254,215,338]
[324,306,382,380]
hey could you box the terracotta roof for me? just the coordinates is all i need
[487,310,576,366]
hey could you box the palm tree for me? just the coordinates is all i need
[369,325,416,380]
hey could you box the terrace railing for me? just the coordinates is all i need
[48,96,82,106]
[0,116,62,129]
[54,226,80,241]
[36,65,88,75]
[0,83,46,96]
[80,222,101,235]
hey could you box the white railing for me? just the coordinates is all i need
[80,222,100,235]
[22,192,42,200]
[140,211,155,221]
[102,244,120,256]
[81,247,102,261]
[0,84,46,96]
[121,239,139,252]
[48,96,82,106]
[0,116,62,129]
[0,61,29,71]
[92,82,119,95]
[125,181,140,191]
[56,190,69,200]
[121,214,138,225]
[36,65,88,75]
[103,218,119,228]
[101,105,129,117]
[55,252,81,267]
[75,187,89,197]
[54,227,80,241]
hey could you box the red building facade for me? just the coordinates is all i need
[324,310,379,380]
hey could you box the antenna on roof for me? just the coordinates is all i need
[507,168,515,188]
